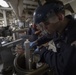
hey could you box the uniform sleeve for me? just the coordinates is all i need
[39,43,76,74]
[37,34,52,46]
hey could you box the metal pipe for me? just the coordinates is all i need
[3,10,7,26]
[2,38,22,47]
[23,0,38,6]
[0,7,13,10]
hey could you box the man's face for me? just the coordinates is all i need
[37,13,60,34]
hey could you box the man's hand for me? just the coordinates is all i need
[34,46,46,54]
[34,47,40,54]
[30,41,37,48]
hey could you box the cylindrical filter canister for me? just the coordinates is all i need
[24,39,31,70]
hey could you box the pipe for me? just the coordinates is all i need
[2,38,22,47]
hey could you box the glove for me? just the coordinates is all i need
[33,47,40,54]
[33,46,45,54]
[30,41,37,49]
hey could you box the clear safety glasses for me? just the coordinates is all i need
[36,10,59,31]
[45,10,59,24]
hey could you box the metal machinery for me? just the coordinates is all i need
[0,37,53,75]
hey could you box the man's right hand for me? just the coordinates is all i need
[30,41,37,48]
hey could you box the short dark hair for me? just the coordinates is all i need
[44,0,65,14]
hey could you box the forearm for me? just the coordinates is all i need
[34,30,41,35]
[37,35,52,46]
[39,42,76,68]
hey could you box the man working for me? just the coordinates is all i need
[33,0,76,75]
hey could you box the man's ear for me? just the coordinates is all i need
[57,13,64,21]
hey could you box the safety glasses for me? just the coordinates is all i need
[36,10,59,31]
[45,10,59,24]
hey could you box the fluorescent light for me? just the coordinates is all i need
[74,14,76,19]
[0,0,9,7]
